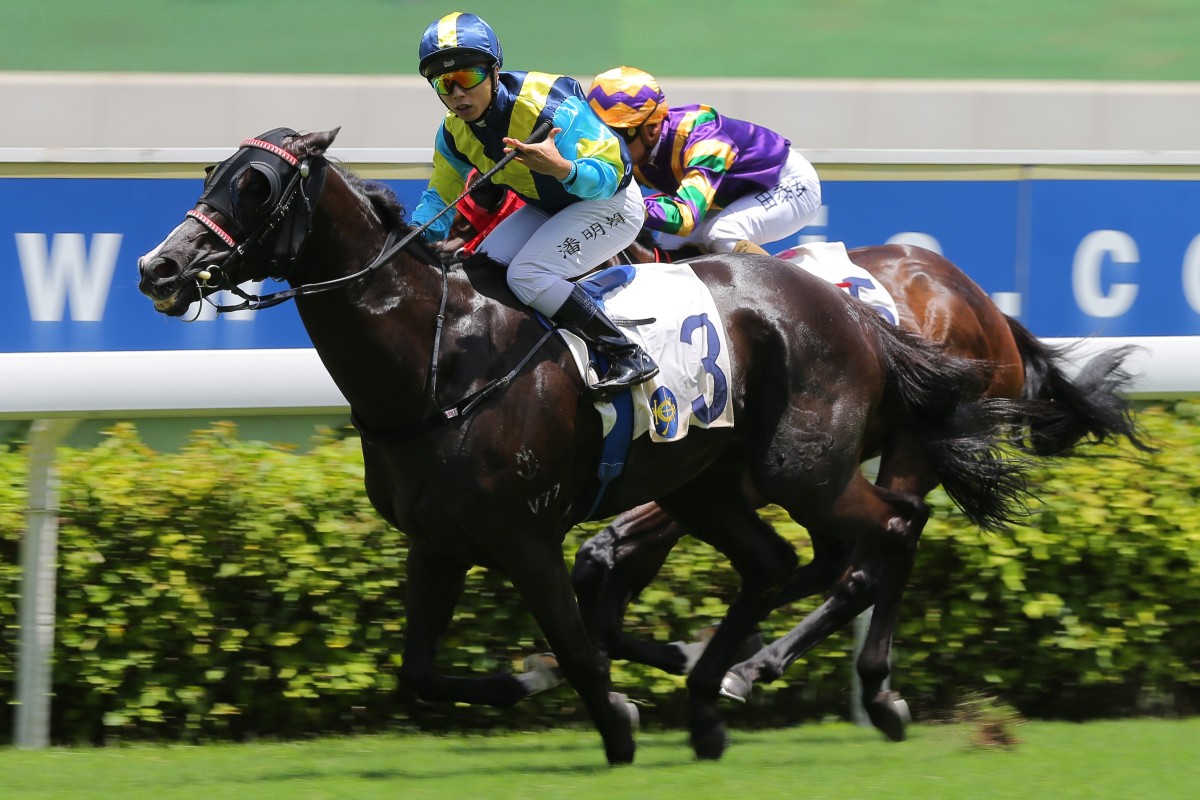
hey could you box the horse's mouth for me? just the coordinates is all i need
[154,295,187,315]
[140,279,197,317]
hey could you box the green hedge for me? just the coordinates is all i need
[1,403,1198,744]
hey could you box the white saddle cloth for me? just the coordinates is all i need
[559,262,737,443]
[775,241,900,326]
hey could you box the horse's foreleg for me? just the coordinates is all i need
[573,503,696,673]
[507,541,637,766]
[400,541,537,708]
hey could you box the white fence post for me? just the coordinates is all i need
[15,418,79,749]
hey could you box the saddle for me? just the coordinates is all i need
[560,262,736,444]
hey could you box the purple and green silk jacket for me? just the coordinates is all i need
[637,104,791,236]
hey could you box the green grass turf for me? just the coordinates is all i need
[2,1,1200,80]
[1,718,1197,800]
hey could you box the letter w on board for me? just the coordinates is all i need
[16,233,122,322]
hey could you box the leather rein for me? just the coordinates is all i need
[184,142,424,315]
[180,132,558,434]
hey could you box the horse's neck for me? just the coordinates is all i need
[292,182,457,426]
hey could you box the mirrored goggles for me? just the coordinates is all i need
[430,66,490,95]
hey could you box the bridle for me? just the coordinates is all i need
[177,125,560,431]
[183,128,431,314]
[186,121,551,315]
[181,128,332,312]
[182,130,434,315]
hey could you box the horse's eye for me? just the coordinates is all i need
[232,170,271,209]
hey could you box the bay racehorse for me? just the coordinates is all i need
[442,175,1153,721]
[137,127,1037,762]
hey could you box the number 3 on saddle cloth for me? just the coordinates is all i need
[556,262,737,519]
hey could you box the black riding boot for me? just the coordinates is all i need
[552,285,659,393]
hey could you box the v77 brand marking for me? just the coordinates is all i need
[527,483,561,514]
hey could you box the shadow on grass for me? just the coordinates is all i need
[235,726,889,782]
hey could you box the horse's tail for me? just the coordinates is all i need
[1005,316,1156,456]
[853,302,1034,531]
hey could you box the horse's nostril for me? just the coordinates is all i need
[149,257,180,282]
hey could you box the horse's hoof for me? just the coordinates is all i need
[690,720,730,760]
[517,653,563,696]
[604,732,635,767]
[671,639,708,674]
[606,693,638,765]
[866,691,910,742]
[719,670,752,703]
[610,692,640,732]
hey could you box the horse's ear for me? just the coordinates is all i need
[293,127,341,159]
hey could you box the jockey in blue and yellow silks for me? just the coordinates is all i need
[412,12,657,393]
[415,70,627,236]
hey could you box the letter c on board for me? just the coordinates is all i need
[1073,230,1138,318]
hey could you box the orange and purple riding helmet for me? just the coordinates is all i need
[586,66,670,134]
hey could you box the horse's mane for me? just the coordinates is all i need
[330,162,456,267]
[333,163,408,230]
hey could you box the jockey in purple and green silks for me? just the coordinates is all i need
[412,13,657,392]
[638,106,791,235]
[586,66,823,255]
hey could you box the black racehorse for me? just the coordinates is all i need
[570,241,1154,706]
[440,176,1152,713]
[137,127,1036,763]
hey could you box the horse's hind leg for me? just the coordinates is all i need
[659,480,800,760]
[843,491,928,741]
[769,530,854,607]
[727,475,928,741]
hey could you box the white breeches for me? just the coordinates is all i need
[655,149,823,253]
[479,181,645,315]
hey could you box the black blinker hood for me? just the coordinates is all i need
[197,127,328,269]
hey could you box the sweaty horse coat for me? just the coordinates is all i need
[138,127,1040,763]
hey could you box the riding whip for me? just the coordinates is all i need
[410,119,554,241]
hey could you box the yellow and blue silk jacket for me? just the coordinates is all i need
[411,71,633,241]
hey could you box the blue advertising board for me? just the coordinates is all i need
[1023,180,1200,337]
[3,169,1200,353]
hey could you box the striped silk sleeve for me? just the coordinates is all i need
[644,108,738,236]
[409,124,472,241]
[552,96,627,200]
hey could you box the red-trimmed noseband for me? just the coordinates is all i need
[185,209,237,247]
